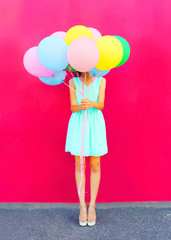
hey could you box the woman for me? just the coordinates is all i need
[65,71,108,226]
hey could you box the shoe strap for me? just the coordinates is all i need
[79,217,87,220]
[88,205,96,208]
[79,206,87,209]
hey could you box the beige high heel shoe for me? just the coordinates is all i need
[79,203,88,226]
[88,204,96,226]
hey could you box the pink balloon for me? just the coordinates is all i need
[67,37,100,72]
[51,31,66,39]
[23,47,54,77]
[88,27,102,41]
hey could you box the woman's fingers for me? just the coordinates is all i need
[81,98,92,109]
[81,100,90,105]
[81,99,89,103]
[81,103,90,109]
[82,104,90,108]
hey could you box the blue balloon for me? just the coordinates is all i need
[39,69,66,86]
[37,36,68,71]
[89,67,110,77]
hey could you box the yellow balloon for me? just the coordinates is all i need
[65,25,93,45]
[95,35,123,70]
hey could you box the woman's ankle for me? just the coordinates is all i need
[80,201,87,207]
[89,202,96,207]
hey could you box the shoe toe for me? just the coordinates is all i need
[88,220,96,226]
[79,220,88,226]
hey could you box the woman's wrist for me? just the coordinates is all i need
[71,104,84,112]
[91,101,104,110]
[79,104,84,110]
[90,100,95,108]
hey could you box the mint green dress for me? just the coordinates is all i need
[65,77,108,156]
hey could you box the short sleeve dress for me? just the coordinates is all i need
[65,76,108,157]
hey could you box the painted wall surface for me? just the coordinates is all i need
[0,0,171,202]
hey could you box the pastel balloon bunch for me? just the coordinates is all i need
[23,25,130,84]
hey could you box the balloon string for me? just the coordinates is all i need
[47,77,50,84]
[53,74,83,97]
[66,70,83,96]
[78,73,87,198]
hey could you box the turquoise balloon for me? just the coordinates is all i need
[37,36,68,71]
[39,69,66,86]
[114,36,130,67]
[89,67,110,77]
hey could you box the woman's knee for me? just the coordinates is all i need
[75,156,86,171]
[90,156,101,172]
[90,161,100,173]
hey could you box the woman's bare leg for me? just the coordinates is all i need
[89,156,101,205]
[75,156,87,221]
[88,156,101,221]
[75,155,86,205]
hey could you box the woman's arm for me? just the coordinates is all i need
[81,77,106,110]
[69,79,84,112]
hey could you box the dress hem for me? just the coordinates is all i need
[65,150,108,157]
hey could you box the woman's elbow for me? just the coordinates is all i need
[100,104,104,110]
[71,105,77,112]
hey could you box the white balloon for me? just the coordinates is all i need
[51,31,66,39]
[88,27,102,41]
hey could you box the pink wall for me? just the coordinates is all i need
[0,0,171,202]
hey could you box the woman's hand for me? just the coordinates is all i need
[81,99,93,110]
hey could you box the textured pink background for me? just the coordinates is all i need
[0,0,171,202]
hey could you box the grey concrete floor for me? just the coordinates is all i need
[0,202,170,240]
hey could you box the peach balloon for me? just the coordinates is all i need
[67,37,100,72]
